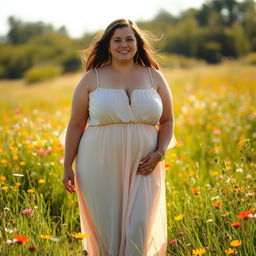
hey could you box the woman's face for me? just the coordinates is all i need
[109,26,137,63]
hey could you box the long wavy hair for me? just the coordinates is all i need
[80,19,160,71]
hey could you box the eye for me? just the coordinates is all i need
[127,38,134,41]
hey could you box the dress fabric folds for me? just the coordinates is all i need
[59,67,177,255]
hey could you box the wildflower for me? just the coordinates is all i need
[213,129,221,134]
[13,155,18,161]
[230,240,242,247]
[165,163,171,168]
[71,233,89,239]
[28,246,37,251]
[13,173,24,177]
[236,210,252,219]
[50,237,60,242]
[38,179,45,184]
[167,201,173,207]
[21,209,35,214]
[1,159,8,164]
[14,235,29,244]
[27,189,34,193]
[231,222,242,228]
[192,188,199,195]
[1,186,8,191]
[0,176,6,181]
[212,200,222,208]
[192,248,207,255]
[248,213,256,218]
[222,212,230,217]
[174,215,184,221]
[40,235,52,240]
[224,248,238,254]
[169,239,177,245]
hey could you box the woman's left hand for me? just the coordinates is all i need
[137,152,162,176]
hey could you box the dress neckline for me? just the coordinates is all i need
[89,87,159,107]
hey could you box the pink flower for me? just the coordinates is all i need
[38,149,52,156]
[213,129,221,135]
[248,213,256,218]
[21,208,35,214]
[169,239,177,245]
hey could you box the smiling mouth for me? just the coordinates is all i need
[119,50,130,54]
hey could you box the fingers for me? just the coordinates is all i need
[62,176,76,193]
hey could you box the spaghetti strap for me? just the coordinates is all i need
[95,68,100,88]
[148,67,154,89]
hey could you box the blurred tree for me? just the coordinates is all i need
[7,16,68,44]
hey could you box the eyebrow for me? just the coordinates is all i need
[113,36,134,39]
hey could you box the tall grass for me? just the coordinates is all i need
[0,62,255,255]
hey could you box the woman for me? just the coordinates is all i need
[60,18,177,256]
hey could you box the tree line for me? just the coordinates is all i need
[0,0,255,80]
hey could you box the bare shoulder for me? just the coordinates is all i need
[149,68,169,92]
[75,69,97,94]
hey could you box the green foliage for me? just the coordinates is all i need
[24,65,63,84]
[1,0,256,79]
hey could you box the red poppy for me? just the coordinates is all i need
[14,235,29,243]
[192,188,199,195]
[236,210,252,219]
[231,222,242,228]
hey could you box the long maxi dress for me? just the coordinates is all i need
[60,67,177,256]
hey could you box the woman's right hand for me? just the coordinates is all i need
[62,168,76,193]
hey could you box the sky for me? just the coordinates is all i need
[0,0,206,39]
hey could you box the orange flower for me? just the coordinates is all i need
[231,222,242,228]
[236,210,252,219]
[14,235,29,243]
[212,200,222,208]
[192,188,199,195]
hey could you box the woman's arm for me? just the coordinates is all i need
[153,69,175,157]
[62,70,94,192]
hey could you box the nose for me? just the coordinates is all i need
[120,40,128,47]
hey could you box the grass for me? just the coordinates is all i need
[0,61,255,255]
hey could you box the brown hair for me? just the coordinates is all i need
[80,18,160,71]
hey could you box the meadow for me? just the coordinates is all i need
[0,61,255,255]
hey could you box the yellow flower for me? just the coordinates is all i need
[38,179,45,184]
[167,201,173,207]
[40,235,52,240]
[1,186,8,191]
[12,155,18,160]
[27,189,34,193]
[1,159,8,164]
[20,161,26,166]
[11,146,19,152]
[211,171,219,176]
[192,248,207,255]
[221,212,230,217]
[225,166,232,171]
[174,214,184,221]
[230,240,242,247]
[15,182,22,186]
[0,176,6,181]
[224,248,238,254]
[71,233,89,239]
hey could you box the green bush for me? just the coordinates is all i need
[24,65,63,84]
[247,52,256,65]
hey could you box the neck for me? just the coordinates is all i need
[111,60,135,73]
